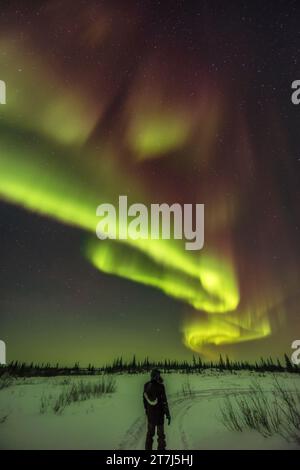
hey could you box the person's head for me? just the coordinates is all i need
[151,369,162,383]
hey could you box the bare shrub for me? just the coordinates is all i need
[40,376,117,415]
[220,379,300,443]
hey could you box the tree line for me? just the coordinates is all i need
[0,353,299,377]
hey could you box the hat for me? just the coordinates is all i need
[151,369,161,381]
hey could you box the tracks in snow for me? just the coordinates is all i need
[118,387,253,450]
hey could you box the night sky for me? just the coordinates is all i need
[0,0,300,365]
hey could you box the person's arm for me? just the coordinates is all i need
[161,384,171,423]
[143,385,147,412]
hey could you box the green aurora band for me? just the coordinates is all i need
[0,123,239,314]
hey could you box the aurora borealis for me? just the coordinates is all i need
[0,0,300,364]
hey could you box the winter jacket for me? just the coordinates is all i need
[143,379,170,425]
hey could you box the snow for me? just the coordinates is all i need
[0,371,299,450]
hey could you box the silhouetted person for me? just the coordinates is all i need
[143,369,171,450]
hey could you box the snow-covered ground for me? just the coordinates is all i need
[0,371,299,450]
